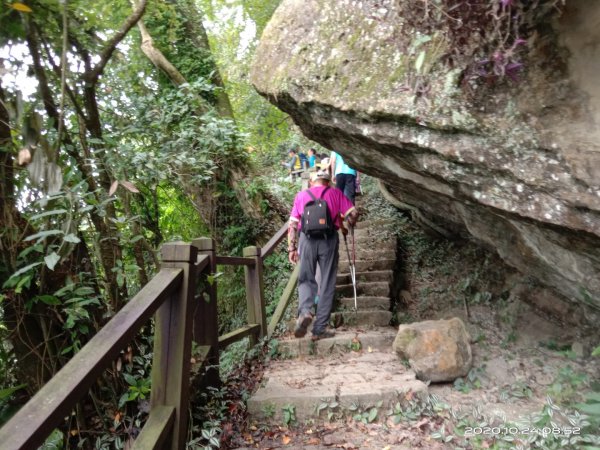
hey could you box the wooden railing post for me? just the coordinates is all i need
[243,246,267,345]
[150,242,197,450]
[192,237,220,387]
[301,171,311,190]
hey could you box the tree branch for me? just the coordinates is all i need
[87,0,147,84]
[135,16,210,115]
[38,30,87,123]
[136,19,187,86]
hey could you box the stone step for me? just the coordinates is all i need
[342,228,396,240]
[336,270,393,285]
[331,310,392,327]
[247,350,428,422]
[338,259,396,273]
[287,310,392,336]
[272,328,397,358]
[347,239,397,253]
[339,249,396,263]
[338,296,390,310]
[336,281,390,298]
[286,310,392,334]
[354,218,397,230]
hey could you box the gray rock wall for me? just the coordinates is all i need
[251,0,600,312]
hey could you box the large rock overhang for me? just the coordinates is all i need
[250,0,600,312]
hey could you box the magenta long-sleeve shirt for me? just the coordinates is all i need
[290,185,355,230]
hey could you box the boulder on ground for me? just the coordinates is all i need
[392,318,472,382]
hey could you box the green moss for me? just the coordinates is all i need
[394,329,418,353]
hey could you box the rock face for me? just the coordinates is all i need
[392,318,472,382]
[251,0,600,314]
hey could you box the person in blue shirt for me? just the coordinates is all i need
[308,148,317,168]
[329,151,357,204]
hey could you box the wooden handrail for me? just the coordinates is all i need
[0,217,294,448]
[218,324,261,349]
[268,264,300,336]
[0,268,186,450]
[215,255,256,266]
[132,405,175,450]
[261,223,288,259]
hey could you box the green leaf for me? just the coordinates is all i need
[73,287,95,296]
[592,345,600,357]
[24,230,63,241]
[5,262,42,283]
[575,402,600,416]
[29,209,67,220]
[118,392,129,408]
[368,407,378,423]
[54,283,75,296]
[36,295,61,306]
[44,252,61,271]
[0,384,27,401]
[123,373,137,386]
[63,234,81,244]
[585,392,600,402]
[39,429,63,450]
[60,345,73,355]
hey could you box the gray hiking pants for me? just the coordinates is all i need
[297,232,339,335]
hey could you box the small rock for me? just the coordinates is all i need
[392,317,472,382]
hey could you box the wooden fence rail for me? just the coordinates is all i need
[0,223,291,450]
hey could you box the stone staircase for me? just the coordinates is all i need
[247,214,429,423]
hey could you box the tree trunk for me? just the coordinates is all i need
[177,0,235,118]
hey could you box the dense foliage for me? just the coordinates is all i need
[0,0,305,447]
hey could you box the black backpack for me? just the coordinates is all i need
[301,187,334,237]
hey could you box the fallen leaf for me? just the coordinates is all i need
[69,429,78,436]
[282,435,291,445]
[125,346,133,364]
[120,180,140,193]
[109,180,119,196]
[307,437,320,445]
[10,2,33,12]
[368,345,373,353]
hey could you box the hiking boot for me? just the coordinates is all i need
[294,314,312,338]
[311,329,336,341]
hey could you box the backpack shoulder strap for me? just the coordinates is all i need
[319,186,330,199]
[306,189,317,202]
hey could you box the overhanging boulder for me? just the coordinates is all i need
[251,0,600,314]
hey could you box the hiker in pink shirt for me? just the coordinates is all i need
[287,170,358,340]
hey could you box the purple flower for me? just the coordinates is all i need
[505,62,524,81]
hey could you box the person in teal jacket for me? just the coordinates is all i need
[329,151,357,204]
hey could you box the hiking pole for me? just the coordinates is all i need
[343,229,358,311]
[350,224,357,310]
